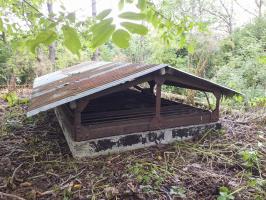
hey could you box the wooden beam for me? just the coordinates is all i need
[151,76,165,129]
[212,92,221,121]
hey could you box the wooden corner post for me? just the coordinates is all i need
[212,92,221,121]
[151,75,165,129]
[71,99,89,141]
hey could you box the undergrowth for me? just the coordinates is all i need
[0,101,265,199]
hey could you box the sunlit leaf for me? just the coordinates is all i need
[26,39,38,54]
[118,0,124,10]
[62,25,81,56]
[26,30,57,53]
[121,22,148,35]
[137,0,146,11]
[90,18,113,34]
[91,24,115,48]
[119,12,146,20]
[112,29,130,48]
[96,9,112,20]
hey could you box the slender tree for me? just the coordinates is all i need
[47,1,56,67]
[91,0,99,61]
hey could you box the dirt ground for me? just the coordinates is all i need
[0,97,265,199]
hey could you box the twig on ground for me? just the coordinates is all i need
[0,192,26,200]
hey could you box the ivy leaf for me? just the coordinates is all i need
[96,9,112,20]
[91,24,115,48]
[62,25,81,56]
[137,0,146,11]
[112,29,130,48]
[118,0,124,10]
[119,12,146,20]
[121,22,148,35]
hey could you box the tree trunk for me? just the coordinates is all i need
[1,32,6,43]
[255,0,263,17]
[47,2,56,68]
[91,0,99,61]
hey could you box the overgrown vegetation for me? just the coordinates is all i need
[0,97,265,199]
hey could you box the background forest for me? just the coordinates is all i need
[0,0,265,106]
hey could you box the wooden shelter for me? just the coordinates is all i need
[27,62,240,157]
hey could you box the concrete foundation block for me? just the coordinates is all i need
[55,108,221,158]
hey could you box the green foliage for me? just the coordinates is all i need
[240,150,260,169]
[62,25,81,56]
[213,17,266,101]
[170,186,187,198]
[129,163,164,188]
[119,12,146,20]
[249,97,266,107]
[2,92,18,107]
[217,186,235,200]
[2,92,29,107]
[137,0,147,11]
[96,9,112,20]
[112,29,131,48]
[26,29,57,53]
[121,22,148,35]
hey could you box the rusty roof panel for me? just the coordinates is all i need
[27,61,241,117]
[27,62,167,117]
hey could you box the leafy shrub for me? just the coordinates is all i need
[217,186,235,200]
[2,92,29,107]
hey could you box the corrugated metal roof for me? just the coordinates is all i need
[27,62,167,117]
[27,61,241,117]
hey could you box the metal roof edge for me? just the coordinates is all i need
[167,66,243,96]
[27,63,168,117]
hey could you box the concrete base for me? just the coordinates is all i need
[55,108,221,158]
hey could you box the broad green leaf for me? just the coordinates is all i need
[91,24,115,48]
[36,30,57,46]
[26,30,57,53]
[118,0,124,10]
[90,18,113,34]
[121,22,148,35]
[112,29,130,48]
[137,0,146,11]
[119,12,146,20]
[62,25,81,56]
[26,39,38,54]
[96,9,112,20]
[126,0,134,3]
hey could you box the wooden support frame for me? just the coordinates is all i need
[150,76,165,129]
[57,69,225,142]
[211,92,221,121]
